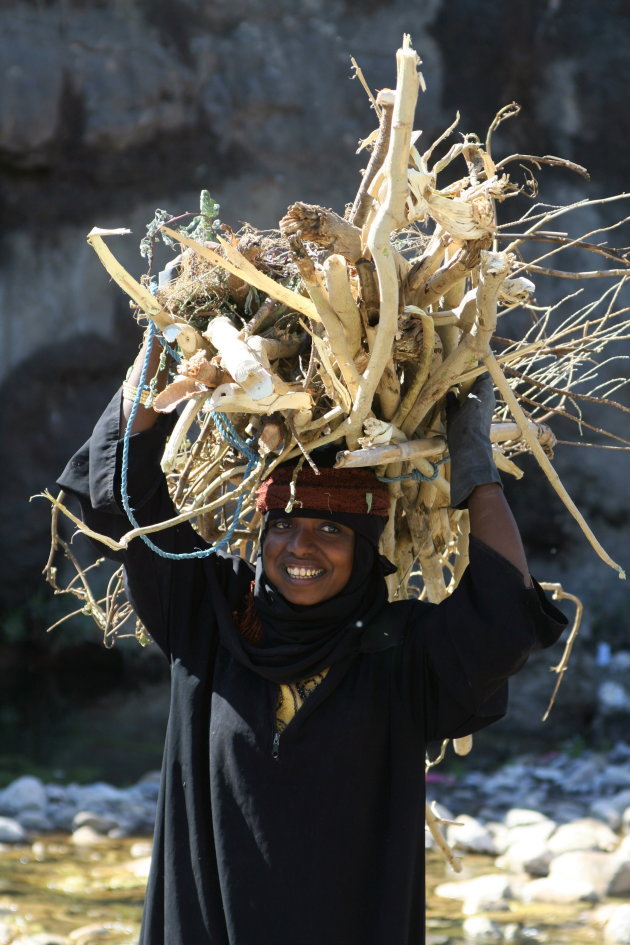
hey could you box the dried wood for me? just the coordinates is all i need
[46,39,630,781]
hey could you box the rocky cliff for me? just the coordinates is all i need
[0,0,628,765]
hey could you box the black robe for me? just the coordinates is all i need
[57,391,567,945]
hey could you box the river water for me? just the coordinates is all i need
[0,837,605,944]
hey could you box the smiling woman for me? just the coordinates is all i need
[55,334,567,945]
[262,516,355,605]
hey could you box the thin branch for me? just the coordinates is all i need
[495,153,590,180]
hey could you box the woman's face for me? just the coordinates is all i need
[262,516,355,606]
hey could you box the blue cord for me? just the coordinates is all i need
[120,320,258,559]
[376,456,449,484]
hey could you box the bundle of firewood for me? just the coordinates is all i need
[45,36,629,658]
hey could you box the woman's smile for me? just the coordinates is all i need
[262,516,355,605]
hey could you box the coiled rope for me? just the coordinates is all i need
[120,320,260,559]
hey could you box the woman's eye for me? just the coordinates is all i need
[321,523,341,534]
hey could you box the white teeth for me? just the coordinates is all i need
[286,566,324,579]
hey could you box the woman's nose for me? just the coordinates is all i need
[287,523,316,553]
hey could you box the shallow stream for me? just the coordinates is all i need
[0,838,607,943]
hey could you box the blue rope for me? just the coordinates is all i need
[376,456,449,484]
[120,320,258,559]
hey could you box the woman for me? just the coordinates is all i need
[58,332,566,945]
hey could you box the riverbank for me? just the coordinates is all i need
[2,743,630,943]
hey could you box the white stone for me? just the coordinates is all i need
[495,820,557,875]
[0,817,27,844]
[446,815,499,855]
[547,817,618,854]
[504,808,550,828]
[435,872,511,904]
[519,875,599,904]
[462,915,503,942]
[130,839,153,858]
[70,825,109,846]
[523,849,619,901]
[125,855,151,879]
[605,904,630,944]
[608,841,630,897]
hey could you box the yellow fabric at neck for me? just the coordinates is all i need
[276,669,329,731]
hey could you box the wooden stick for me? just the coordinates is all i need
[287,235,361,400]
[86,228,202,357]
[394,307,436,429]
[161,393,210,473]
[322,254,363,356]
[349,89,395,228]
[399,251,511,433]
[335,437,445,468]
[484,351,626,578]
[413,238,490,310]
[349,37,420,436]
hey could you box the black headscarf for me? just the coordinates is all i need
[219,523,391,684]
[218,450,395,683]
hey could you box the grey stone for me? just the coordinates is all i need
[606,766,630,790]
[599,681,630,715]
[592,791,630,829]
[16,811,53,833]
[46,803,77,832]
[67,782,126,812]
[72,810,120,834]
[0,776,47,815]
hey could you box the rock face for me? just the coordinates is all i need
[1,0,629,760]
